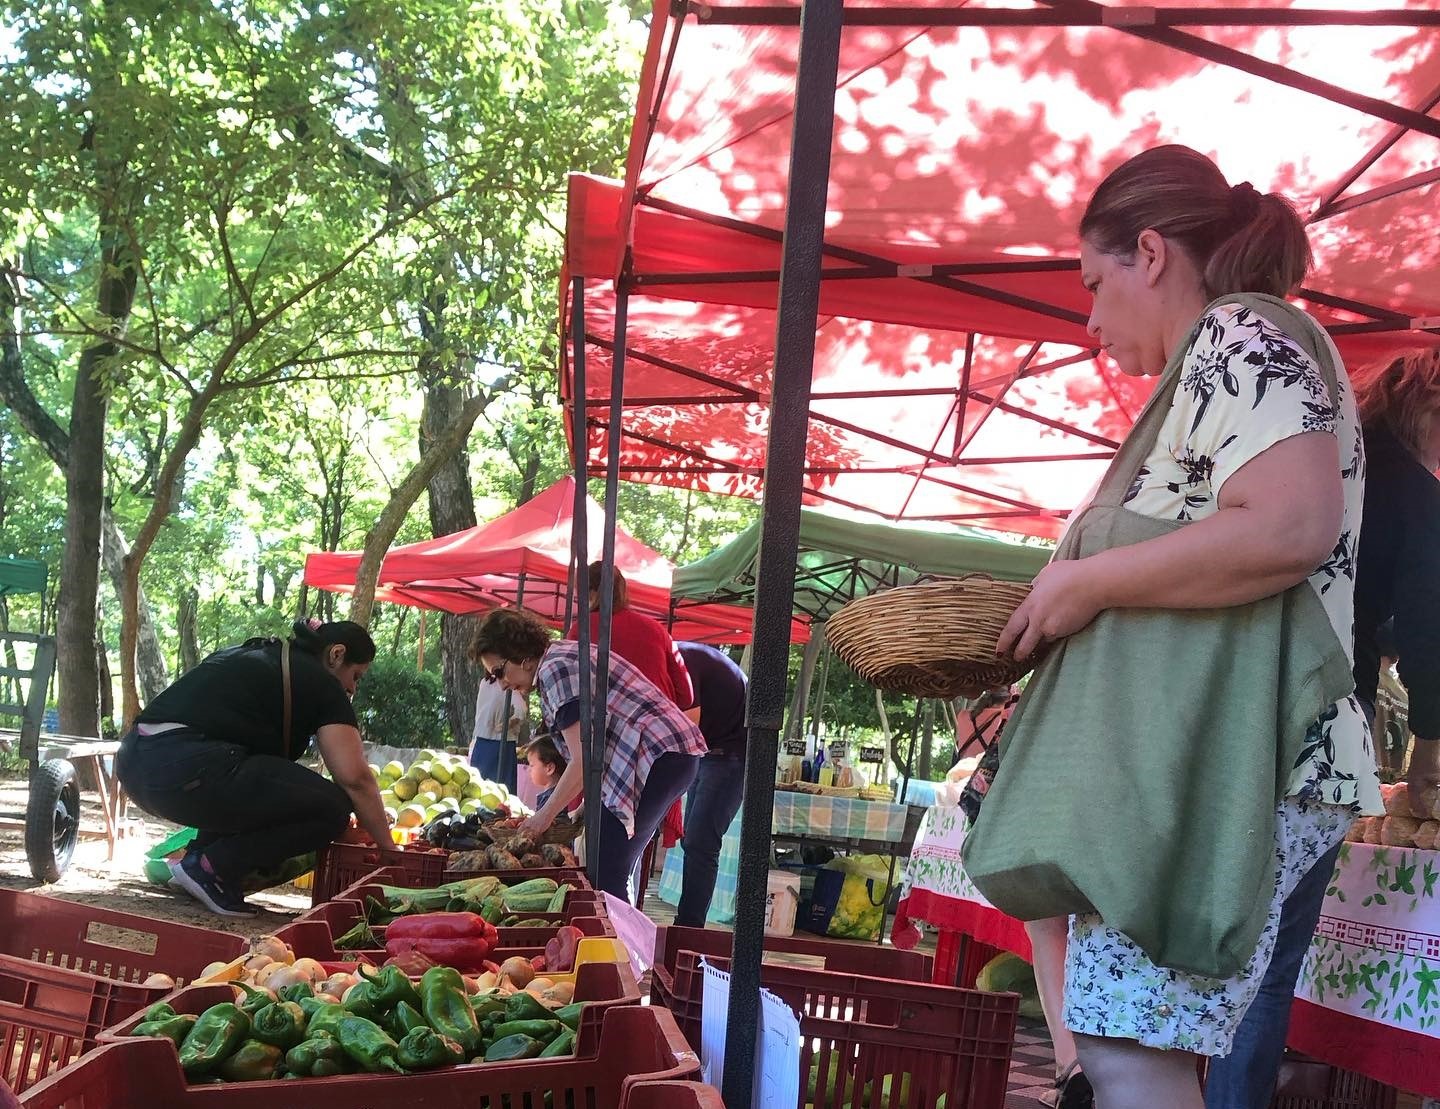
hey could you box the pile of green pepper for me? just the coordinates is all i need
[129,972,583,1084]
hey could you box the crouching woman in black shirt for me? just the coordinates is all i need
[117,619,399,918]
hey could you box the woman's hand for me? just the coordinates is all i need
[518,809,554,838]
[997,559,1107,661]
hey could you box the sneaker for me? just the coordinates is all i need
[170,852,257,919]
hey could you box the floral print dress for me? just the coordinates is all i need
[1061,302,1383,1055]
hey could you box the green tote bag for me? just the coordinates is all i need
[960,293,1354,979]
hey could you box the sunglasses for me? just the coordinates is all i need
[487,661,507,683]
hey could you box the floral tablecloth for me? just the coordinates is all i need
[1290,841,1440,1097]
[893,803,1031,958]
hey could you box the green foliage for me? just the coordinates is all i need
[352,653,448,748]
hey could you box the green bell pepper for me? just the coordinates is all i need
[142,1001,177,1024]
[178,1003,250,1079]
[334,1014,405,1074]
[284,1035,349,1077]
[251,1001,307,1049]
[359,964,423,1011]
[395,1027,466,1071]
[419,966,482,1055]
[491,1019,562,1043]
[304,1002,349,1042]
[297,995,339,1022]
[503,992,553,1023]
[468,992,507,1019]
[390,1000,429,1036]
[131,1013,198,1048]
[483,1034,544,1062]
[217,1039,283,1082]
[552,1003,585,1031]
[479,896,504,925]
[538,1028,576,1058]
[277,981,315,1004]
[233,983,277,1018]
[342,977,387,1022]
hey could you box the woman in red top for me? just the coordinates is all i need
[566,563,693,854]
[565,564,693,708]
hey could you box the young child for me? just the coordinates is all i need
[525,734,566,810]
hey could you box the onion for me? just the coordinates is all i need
[243,955,274,977]
[473,971,498,992]
[289,958,327,984]
[253,961,289,987]
[249,935,294,965]
[199,961,230,980]
[320,973,358,998]
[498,957,535,989]
[141,972,176,989]
[541,982,575,1004]
[262,965,309,992]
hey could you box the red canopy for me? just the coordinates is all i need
[303,477,807,645]
[563,0,1440,537]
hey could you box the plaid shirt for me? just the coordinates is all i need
[536,640,707,835]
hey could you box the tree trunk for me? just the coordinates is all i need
[99,510,167,700]
[423,377,481,746]
[177,586,200,673]
[348,391,493,628]
[58,243,134,737]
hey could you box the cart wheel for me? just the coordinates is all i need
[26,758,80,883]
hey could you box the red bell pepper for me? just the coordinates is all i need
[543,926,585,974]
[383,912,498,972]
[386,912,497,943]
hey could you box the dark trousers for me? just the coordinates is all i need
[1205,700,1372,1108]
[117,730,351,883]
[675,750,746,927]
[595,752,700,903]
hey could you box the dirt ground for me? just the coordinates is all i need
[0,774,310,938]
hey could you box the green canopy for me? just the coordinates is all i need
[0,558,46,599]
[672,508,1049,622]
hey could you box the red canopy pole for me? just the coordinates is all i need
[590,279,629,894]
[570,277,604,886]
[722,0,842,1101]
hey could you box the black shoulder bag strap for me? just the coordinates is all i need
[281,638,294,759]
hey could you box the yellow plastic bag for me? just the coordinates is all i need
[825,854,892,941]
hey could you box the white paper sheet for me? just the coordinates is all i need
[699,959,803,1108]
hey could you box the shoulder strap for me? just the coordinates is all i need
[281,638,293,759]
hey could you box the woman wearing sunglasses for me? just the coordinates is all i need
[469,606,707,900]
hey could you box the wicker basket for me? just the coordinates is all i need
[824,576,1037,698]
[485,816,584,848]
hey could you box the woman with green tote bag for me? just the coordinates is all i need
[960,145,1383,1109]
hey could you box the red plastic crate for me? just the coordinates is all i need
[650,924,932,1016]
[28,995,689,1107]
[624,1081,725,1109]
[308,836,448,906]
[670,950,1016,1109]
[0,890,246,1094]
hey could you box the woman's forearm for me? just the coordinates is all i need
[1085,503,1330,612]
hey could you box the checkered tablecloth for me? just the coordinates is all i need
[657,791,913,924]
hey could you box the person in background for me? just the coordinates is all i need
[1206,348,1440,1109]
[116,619,399,918]
[567,562,694,857]
[476,607,706,900]
[673,641,749,928]
[525,733,567,810]
[567,563,693,707]
[469,666,528,791]
[996,145,1379,1109]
